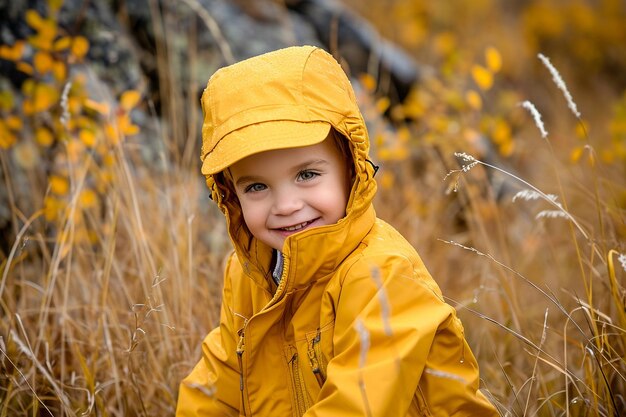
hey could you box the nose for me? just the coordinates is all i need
[271,187,303,216]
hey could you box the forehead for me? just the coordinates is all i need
[229,138,345,177]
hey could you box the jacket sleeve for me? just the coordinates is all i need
[305,254,499,417]
[176,254,241,417]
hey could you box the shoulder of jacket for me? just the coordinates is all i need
[337,235,445,300]
[223,250,239,273]
[343,249,417,279]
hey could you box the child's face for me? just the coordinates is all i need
[229,136,351,251]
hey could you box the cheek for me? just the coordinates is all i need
[320,181,349,217]
[239,200,266,230]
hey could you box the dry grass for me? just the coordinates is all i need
[1,0,625,416]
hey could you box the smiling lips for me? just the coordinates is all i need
[276,219,316,233]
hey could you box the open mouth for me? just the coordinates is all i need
[277,219,316,232]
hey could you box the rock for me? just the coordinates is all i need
[286,0,424,104]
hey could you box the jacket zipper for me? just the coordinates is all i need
[237,327,247,416]
[307,330,327,387]
[289,350,311,417]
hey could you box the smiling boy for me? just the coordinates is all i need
[177,46,499,416]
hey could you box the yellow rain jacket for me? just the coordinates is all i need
[177,46,498,416]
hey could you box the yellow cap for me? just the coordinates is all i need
[200,46,357,175]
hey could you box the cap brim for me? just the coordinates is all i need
[201,120,331,175]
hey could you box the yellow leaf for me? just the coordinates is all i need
[39,20,57,46]
[375,97,390,114]
[87,229,99,244]
[104,123,120,145]
[25,9,45,30]
[34,51,54,74]
[16,62,34,75]
[397,126,411,144]
[400,20,425,48]
[570,146,584,163]
[22,99,34,115]
[44,196,62,221]
[22,79,35,95]
[0,134,16,149]
[0,45,14,61]
[123,124,140,136]
[471,64,493,91]
[103,153,116,167]
[0,91,14,111]
[359,73,377,93]
[465,90,482,110]
[2,42,25,62]
[83,98,111,116]
[68,96,82,115]
[492,119,511,145]
[120,90,141,111]
[117,113,140,136]
[434,32,457,56]
[13,40,26,59]
[52,60,67,82]
[49,175,69,195]
[389,104,405,121]
[33,83,59,112]
[53,36,72,51]
[79,189,97,209]
[434,32,456,56]
[71,36,89,59]
[73,227,89,244]
[485,47,502,73]
[0,122,17,149]
[431,115,449,133]
[6,115,22,130]
[498,139,514,157]
[79,129,96,147]
[28,34,53,51]
[36,126,55,146]
[377,147,392,161]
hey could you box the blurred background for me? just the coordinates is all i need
[0,0,624,415]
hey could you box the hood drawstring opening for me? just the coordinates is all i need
[366,159,379,177]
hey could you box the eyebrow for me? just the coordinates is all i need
[294,159,328,171]
[234,159,329,187]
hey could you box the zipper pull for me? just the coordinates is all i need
[236,328,247,416]
[307,332,324,387]
[237,328,246,357]
[307,344,319,371]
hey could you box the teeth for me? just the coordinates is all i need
[282,221,309,231]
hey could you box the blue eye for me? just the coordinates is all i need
[298,170,319,181]
[244,183,267,193]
